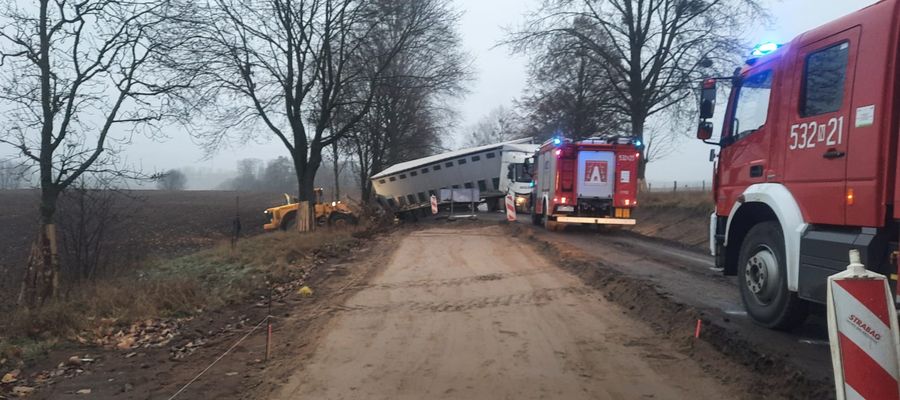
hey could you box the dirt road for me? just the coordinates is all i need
[274,226,737,399]
[527,223,834,384]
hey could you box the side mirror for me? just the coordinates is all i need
[697,121,714,141]
[699,79,717,120]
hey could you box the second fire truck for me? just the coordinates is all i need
[530,137,640,230]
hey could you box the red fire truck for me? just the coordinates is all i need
[530,137,640,230]
[697,0,900,329]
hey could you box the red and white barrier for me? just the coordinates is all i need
[430,195,438,215]
[505,194,516,222]
[827,250,900,400]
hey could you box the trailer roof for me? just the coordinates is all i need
[370,138,533,180]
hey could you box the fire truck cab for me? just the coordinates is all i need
[531,137,640,230]
[698,0,900,329]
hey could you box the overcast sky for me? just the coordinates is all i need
[3,0,882,187]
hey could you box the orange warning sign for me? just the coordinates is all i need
[584,161,608,185]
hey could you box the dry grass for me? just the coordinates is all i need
[638,190,714,212]
[0,226,363,362]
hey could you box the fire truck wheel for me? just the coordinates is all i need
[543,209,561,231]
[737,221,808,330]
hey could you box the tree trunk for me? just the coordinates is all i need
[331,141,340,202]
[19,188,61,308]
[631,113,648,181]
[293,153,321,232]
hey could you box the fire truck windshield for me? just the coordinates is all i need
[730,70,773,140]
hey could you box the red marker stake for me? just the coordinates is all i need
[694,319,702,338]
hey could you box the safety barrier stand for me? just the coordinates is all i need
[827,249,900,399]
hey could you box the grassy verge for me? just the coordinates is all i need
[628,190,715,251]
[638,190,714,211]
[0,228,362,364]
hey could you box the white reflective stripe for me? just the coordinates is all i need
[832,282,900,379]
[844,383,865,400]
[555,216,636,225]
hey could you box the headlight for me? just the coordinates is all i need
[264,210,270,214]
[331,201,337,206]
[515,196,526,205]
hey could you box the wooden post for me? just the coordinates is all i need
[673,181,677,193]
[266,283,272,361]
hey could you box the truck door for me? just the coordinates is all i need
[782,28,859,225]
[717,68,775,215]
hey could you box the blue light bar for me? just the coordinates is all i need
[751,42,781,57]
[552,137,562,146]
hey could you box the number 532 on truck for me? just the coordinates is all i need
[697,0,900,329]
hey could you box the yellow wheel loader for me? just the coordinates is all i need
[263,188,358,231]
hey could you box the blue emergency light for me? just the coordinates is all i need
[552,137,562,146]
[633,138,643,148]
[751,42,781,57]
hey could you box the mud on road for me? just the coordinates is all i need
[510,221,834,399]
[272,225,746,399]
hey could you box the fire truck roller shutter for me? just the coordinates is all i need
[576,151,616,199]
[725,183,808,292]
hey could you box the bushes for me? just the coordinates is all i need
[0,227,361,362]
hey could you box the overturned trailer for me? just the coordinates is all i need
[371,139,537,216]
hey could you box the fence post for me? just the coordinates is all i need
[702,180,706,191]
[673,181,677,193]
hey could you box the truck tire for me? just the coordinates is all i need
[542,201,561,232]
[329,212,357,227]
[737,221,808,330]
[487,198,499,212]
[531,203,541,225]
[280,212,297,231]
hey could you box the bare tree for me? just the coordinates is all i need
[223,158,263,191]
[510,0,765,179]
[261,156,296,193]
[0,0,193,306]
[189,0,438,226]
[57,180,137,283]
[515,22,626,142]
[0,160,27,189]
[463,106,523,147]
[156,169,187,190]
[341,0,468,201]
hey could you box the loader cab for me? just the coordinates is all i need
[314,187,325,205]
